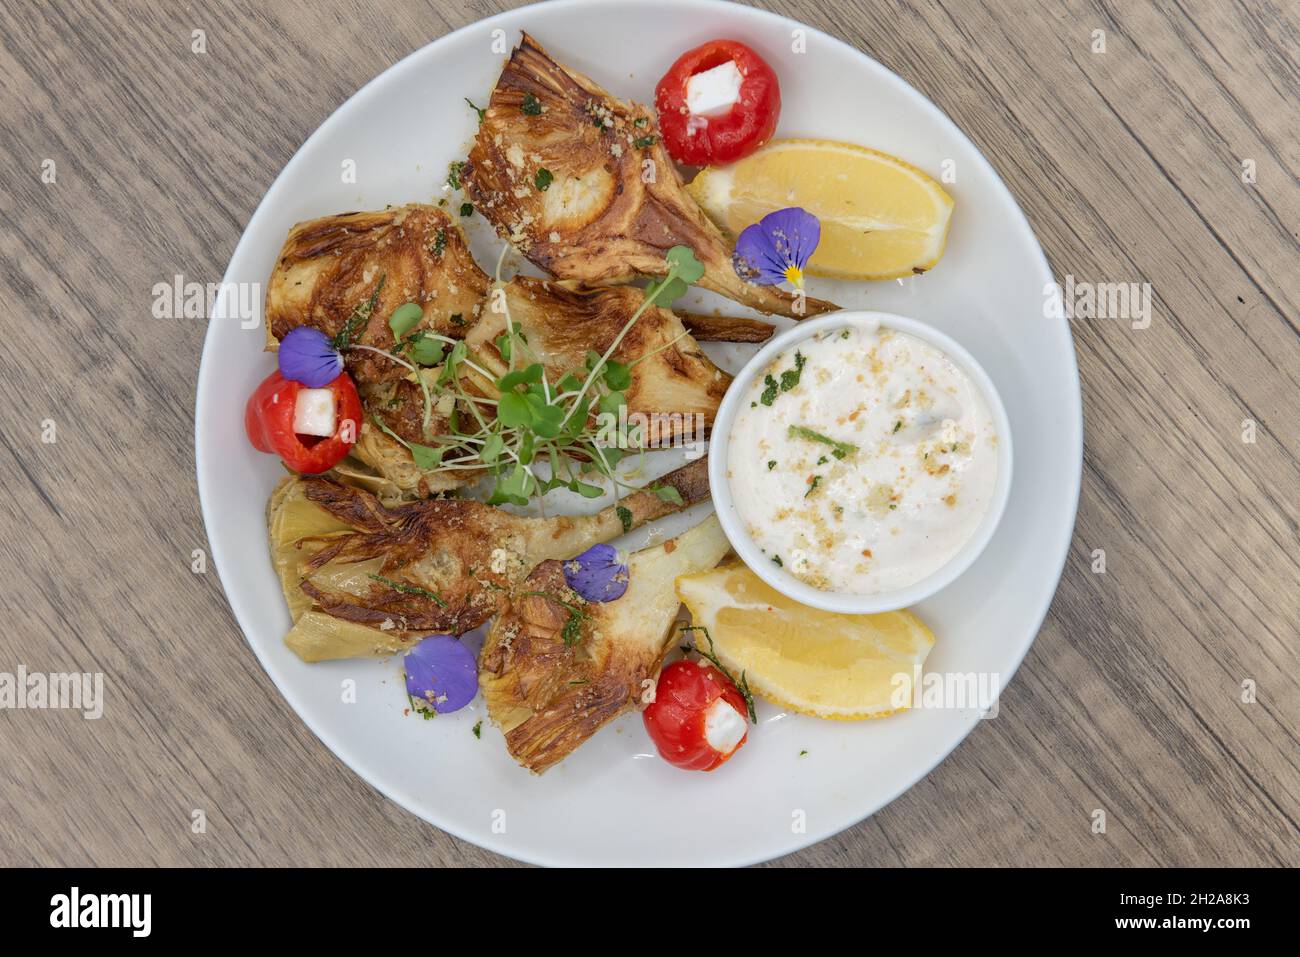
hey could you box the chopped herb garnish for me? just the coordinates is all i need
[446,161,465,190]
[780,351,807,391]
[805,475,823,497]
[367,573,447,607]
[460,202,474,217]
[449,313,465,326]
[430,227,447,257]
[893,420,903,433]
[534,167,553,191]
[767,460,777,470]
[520,590,590,645]
[680,625,756,723]
[800,749,808,756]
[633,135,656,149]
[772,555,783,567]
[332,275,386,350]
[760,352,806,406]
[465,98,486,123]
[521,92,542,115]
[616,505,633,534]
[788,425,857,460]
[633,117,648,128]
[472,720,482,738]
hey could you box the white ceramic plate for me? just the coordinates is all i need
[196,0,1081,866]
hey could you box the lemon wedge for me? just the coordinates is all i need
[688,138,955,280]
[676,563,936,720]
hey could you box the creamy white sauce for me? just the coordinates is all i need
[727,323,998,595]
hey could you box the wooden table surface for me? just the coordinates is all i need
[0,0,1295,867]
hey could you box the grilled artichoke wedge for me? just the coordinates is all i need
[479,513,731,773]
[269,457,710,662]
[462,33,837,319]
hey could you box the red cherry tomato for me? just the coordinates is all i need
[643,659,749,771]
[654,39,780,166]
[244,370,361,474]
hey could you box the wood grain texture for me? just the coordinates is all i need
[0,0,1295,867]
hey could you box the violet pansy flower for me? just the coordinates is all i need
[278,326,344,388]
[732,207,821,289]
[563,543,629,602]
[405,635,478,714]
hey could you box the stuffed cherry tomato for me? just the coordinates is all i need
[244,370,361,474]
[643,659,749,771]
[654,39,780,166]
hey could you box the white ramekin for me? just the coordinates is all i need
[708,310,1014,614]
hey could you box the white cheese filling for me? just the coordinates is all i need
[703,697,747,755]
[686,60,743,117]
[292,388,337,437]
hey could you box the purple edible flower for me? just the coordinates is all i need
[404,635,478,714]
[562,543,629,602]
[278,326,344,387]
[732,206,821,288]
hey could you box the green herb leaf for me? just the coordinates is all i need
[389,302,423,339]
[616,505,633,533]
[465,98,486,123]
[521,92,542,115]
[528,397,566,439]
[805,475,823,497]
[633,135,656,149]
[572,480,605,499]
[666,245,705,283]
[767,460,777,470]
[602,360,632,391]
[460,202,474,217]
[494,330,513,363]
[446,161,465,190]
[497,392,534,429]
[788,425,857,460]
[497,363,543,391]
[472,719,483,738]
[780,351,807,391]
[368,573,447,607]
[598,390,625,415]
[332,275,386,350]
[409,443,445,470]
[480,433,505,465]
[488,462,537,506]
[437,340,468,385]
[406,334,444,367]
[535,168,553,191]
[652,484,683,506]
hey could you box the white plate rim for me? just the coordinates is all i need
[195,0,1082,866]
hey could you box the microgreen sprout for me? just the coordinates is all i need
[339,247,703,505]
